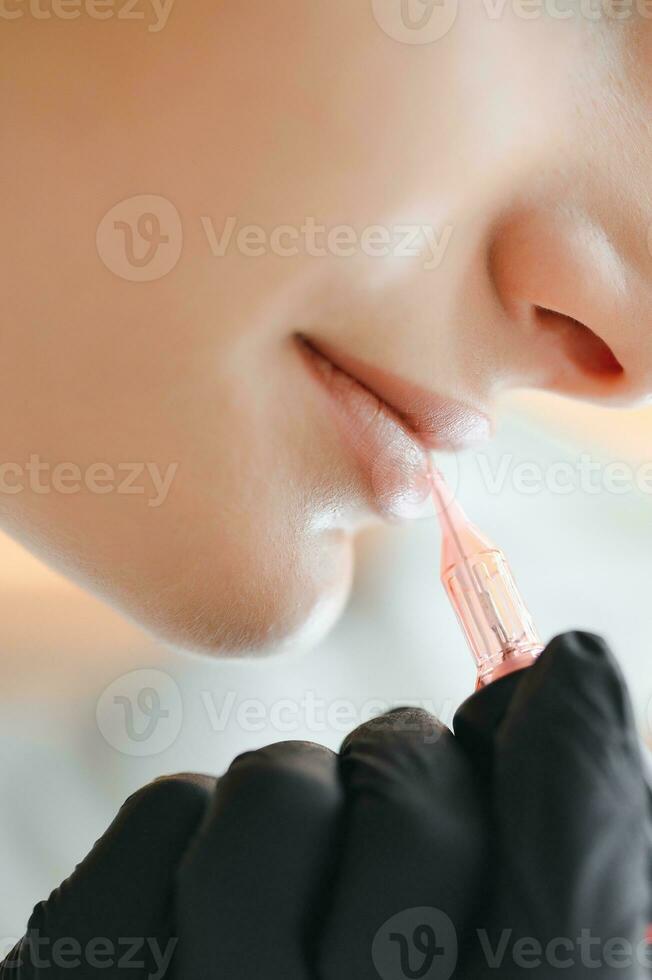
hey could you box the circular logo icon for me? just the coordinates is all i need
[371,0,459,45]
[96,668,183,757]
[372,907,458,980]
[96,194,183,282]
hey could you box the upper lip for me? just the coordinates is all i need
[297,335,491,450]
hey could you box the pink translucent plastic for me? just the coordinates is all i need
[431,468,543,689]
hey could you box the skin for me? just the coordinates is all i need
[1,1,652,655]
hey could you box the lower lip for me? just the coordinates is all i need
[298,339,433,521]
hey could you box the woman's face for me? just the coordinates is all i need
[2,1,652,653]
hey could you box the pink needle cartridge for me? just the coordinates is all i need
[431,467,543,689]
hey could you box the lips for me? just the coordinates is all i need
[297,335,491,521]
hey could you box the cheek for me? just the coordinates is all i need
[125,499,356,657]
[0,346,356,657]
[212,523,355,656]
[156,412,357,655]
[0,453,356,657]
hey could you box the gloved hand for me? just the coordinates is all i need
[2,632,650,979]
[454,631,652,979]
[0,704,487,978]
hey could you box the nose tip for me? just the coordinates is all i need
[488,205,652,406]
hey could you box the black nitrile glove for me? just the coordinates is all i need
[454,631,652,979]
[2,631,650,980]
[1,711,487,978]
[0,774,215,979]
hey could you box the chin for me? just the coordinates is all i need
[119,528,355,659]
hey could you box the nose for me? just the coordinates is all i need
[487,203,652,407]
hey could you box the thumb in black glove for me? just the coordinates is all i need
[454,631,652,979]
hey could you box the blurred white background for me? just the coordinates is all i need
[1,395,651,940]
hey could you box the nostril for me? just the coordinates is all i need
[534,306,624,379]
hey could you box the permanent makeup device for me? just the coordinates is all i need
[431,466,543,689]
[432,469,652,951]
